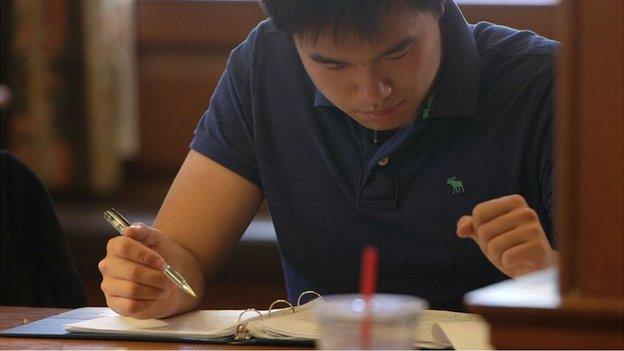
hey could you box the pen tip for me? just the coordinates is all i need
[185,285,197,298]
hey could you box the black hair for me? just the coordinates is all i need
[259,0,445,44]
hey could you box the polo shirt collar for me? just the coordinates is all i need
[314,90,334,107]
[428,0,481,119]
[313,1,481,119]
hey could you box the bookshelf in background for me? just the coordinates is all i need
[6,0,139,196]
[7,1,86,193]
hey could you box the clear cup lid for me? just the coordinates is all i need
[315,294,428,321]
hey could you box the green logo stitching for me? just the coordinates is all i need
[446,177,464,193]
[421,92,435,119]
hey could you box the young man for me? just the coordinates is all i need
[98,0,560,318]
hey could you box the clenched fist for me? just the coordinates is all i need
[457,194,558,278]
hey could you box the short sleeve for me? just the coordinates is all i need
[190,23,265,189]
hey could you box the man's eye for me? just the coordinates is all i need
[324,63,347,71]
[387,48,411,60]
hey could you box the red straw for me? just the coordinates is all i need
[360,245,378,349]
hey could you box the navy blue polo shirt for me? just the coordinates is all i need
[191,0,559,311]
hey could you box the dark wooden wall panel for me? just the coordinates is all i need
[137,53,226,171]
[135,1,266,176]
[137,1,266,50]
[569,0,624,299]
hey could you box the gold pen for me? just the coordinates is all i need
[103,208,197,298]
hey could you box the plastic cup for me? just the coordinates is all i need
[314,294,428,350]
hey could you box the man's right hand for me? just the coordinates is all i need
[98,223,181,319]
[96,150,265,320]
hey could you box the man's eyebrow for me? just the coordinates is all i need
[309,36,418,65]
[309,53,346,65]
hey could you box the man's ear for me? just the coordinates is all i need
[437,0,446,19]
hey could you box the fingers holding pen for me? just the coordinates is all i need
[99,253,171,290]
[107,235,165,269]
[101,276,171,301]
[99,236,173,295]
[122,222,165,249]
[100,211,196,318]
[99,238,175,317]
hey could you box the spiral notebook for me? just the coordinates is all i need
[62,291,490,349]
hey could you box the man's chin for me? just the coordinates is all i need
[346,107,416,131]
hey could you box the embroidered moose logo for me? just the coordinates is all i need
[446,177,464,193]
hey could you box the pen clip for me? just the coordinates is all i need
[103,208,131,235]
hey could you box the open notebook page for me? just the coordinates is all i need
[65,310,255,339]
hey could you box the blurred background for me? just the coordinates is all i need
[0,0,561,309]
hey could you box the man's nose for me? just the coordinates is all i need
[355,67,392,106]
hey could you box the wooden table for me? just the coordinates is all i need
[0,306,309,349]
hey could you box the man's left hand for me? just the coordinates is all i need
[456,194,558,278]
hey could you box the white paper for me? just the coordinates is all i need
[432,320,492,350]
[65,303,490,349]
[65,309,250,339]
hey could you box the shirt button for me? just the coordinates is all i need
[377,157,389,166]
